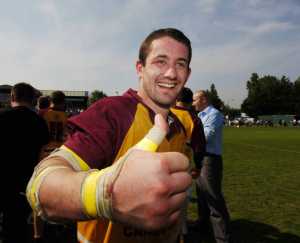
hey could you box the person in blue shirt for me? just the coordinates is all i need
[193,90,231,243]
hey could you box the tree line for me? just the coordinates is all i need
[193,73,300,119]
[241,73,300,117]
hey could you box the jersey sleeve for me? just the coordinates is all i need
[64,96,137,169]
[64,99,118,169]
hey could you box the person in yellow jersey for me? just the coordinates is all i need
[26,28,205,243]
[37,91,75,243]
[42,90,68,155]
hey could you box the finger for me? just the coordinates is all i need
[148,209,181,231]
[168,191,188,213]
[169,172,192,194]
[154,113,169,134]
[159,152,189,173]
[134,114,167,152]
[167,201,184,225]
[153,193,185,227]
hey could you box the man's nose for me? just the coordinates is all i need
[164,66,177,79]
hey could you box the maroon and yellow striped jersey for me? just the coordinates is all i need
[63,89,205,243]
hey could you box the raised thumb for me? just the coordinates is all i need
[135,113,169,152]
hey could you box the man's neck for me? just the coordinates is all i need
[137,91,170,119]
[176,101,190,109]
[11,101,32,109]
[197,104,209,112]
[50,104,65,111]
[198,104,209,113]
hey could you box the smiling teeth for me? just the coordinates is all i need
[158,83,176,88]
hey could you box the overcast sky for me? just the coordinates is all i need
[1,0,300,108]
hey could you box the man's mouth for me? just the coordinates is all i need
[157,82,176,88]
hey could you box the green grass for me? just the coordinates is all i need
[189,127,300,243]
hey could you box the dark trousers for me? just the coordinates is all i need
[196,155,231,243]
[1,194,33,243]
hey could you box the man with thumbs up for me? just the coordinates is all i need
[26,28,205,243]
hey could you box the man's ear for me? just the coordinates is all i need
[182,67,191,87]
[187,67,191,80]
[10,92,15,102]
[136,60,144,80]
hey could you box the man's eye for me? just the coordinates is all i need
[157,60,166,65]
[177,62,187,68]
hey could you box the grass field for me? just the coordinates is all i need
[189,126,300,243]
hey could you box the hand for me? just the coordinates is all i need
[111,114,192,231]
[112,150,191,231]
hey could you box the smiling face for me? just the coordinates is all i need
[136,36,191,115]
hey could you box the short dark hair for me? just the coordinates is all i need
[38,96,50,109]
[177,87,193,104]
[139,28,192,66]
[51,91,65,105]
[11,82,37,105]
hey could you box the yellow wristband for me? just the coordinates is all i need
[81,170,105,218]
